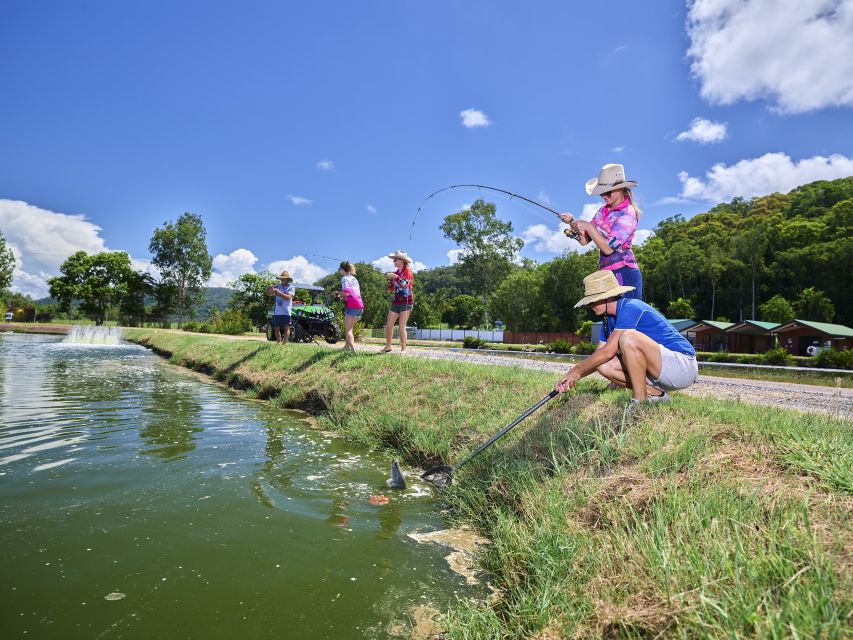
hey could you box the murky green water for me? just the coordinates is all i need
[0,333,473,639]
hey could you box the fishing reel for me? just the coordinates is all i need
[562,223,581,241]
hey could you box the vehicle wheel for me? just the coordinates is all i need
[290,323,306,343]
[324,322,341,344]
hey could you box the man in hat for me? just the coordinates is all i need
[556,270,698,408]
[267,271,296,344]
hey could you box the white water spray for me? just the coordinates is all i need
[63,325,123,345]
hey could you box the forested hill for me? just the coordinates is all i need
[635,177,853,326]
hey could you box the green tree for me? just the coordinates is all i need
[540,251,599,331]
[48,251,142,325]
[443,295,486,329]
[758,294,794,325]
[230,272,277,327]
[795,288,835,322]
[0,231,14,296]
[440,199,523,316]
[489,266,549,332]
[666,297,696,319]
[148,212,212,326]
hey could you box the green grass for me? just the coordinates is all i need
[124,329,853,638]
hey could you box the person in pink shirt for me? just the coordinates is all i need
[336,261,364,352]
[559,163,643,299]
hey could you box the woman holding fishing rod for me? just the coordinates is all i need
[559,163,644,299]
[380,250,415,355]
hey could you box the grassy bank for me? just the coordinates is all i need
[124,329,852,638]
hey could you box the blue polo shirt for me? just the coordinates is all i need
[599,298,695,356]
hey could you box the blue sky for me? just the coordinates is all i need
[2,0,852,297]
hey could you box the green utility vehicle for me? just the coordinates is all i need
[265,284,341,344]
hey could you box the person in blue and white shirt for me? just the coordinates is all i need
[556,270,698,409]
[267,271,296,344]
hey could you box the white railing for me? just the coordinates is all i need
[414,328,505,342]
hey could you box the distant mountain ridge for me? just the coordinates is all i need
[36,287,235,318]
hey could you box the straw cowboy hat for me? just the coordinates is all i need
[387,250,413,264]
[574,270,635,308]
[278,270,293,281]
[585,163,638,196]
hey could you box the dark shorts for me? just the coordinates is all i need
[345,308,364,318]
[390,303,413,314]
[612,266,643,301]
[272,315,291,329]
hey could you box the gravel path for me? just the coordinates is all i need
[357,344,853,420]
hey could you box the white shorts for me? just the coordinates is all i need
[648,345,698,391]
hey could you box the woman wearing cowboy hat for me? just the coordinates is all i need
[555,270,697,408]
[381,250,415,354]
[559,163,644,300]
[266,271,296,344]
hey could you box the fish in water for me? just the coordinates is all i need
[386,459,407,490]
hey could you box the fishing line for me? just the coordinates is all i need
[410,184,579,241]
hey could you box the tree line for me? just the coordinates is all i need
[3,176,850,330]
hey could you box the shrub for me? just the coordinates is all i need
[463,336,487,349]
[736,355,760,365]
[549,339,574,354]
[709,350,732,363]
[208,309,253,335]
[573,341,596,355]
[814,348,853,370]
[760,347,795,367]
[182,321,201,332]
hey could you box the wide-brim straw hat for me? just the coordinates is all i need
[585,163,638,196]
[278,270,293,281]
[387,250,413,264]
[574,270,635,308]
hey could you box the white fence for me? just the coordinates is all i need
[414,328,505,342]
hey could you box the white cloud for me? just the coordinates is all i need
[371,256,427,273]
[208,248,258,287]
[287,194,313,206]
[447,249,465,265]
[266,255,329,284]
[522,223,594,254]
[611,146,625,153]
[0,199,110,298]
[633,229,654,246]
[677,152,853,201]
[613,45,629,54]
[686,0,853,113]
[366,204,377,214]
[580,203,599,221]
[676,117,728,144]
[317,160,334,170]
[459,108,491,128]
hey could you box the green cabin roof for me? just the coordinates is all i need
[774,319,853,338]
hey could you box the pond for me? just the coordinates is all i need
[0,333,476,639]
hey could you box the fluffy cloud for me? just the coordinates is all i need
[686,0,853,113]
[266,255,329,284]
[459,108,491,128]
[366,204,377,214]
[287,194,313,206]
[0,199,109,298]
[208,248,259,287]
[678,152,853,201]
[447,249,465,265]
[676,117,728,143]
[371,255,427,273]
[316,160,334,170]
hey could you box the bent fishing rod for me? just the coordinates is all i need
[411,184,581,241]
